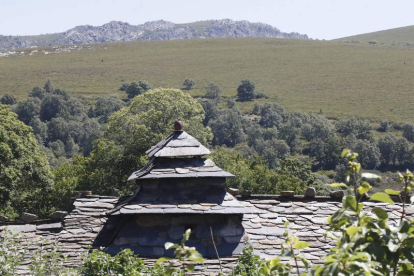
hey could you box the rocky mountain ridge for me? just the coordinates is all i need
[0,19,308,51]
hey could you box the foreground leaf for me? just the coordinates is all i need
[370,193,394,205]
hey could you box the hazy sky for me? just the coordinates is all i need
[1,0,413,40]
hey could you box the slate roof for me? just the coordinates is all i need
[110,192,255,215]
[145,131,210,158]
[128,157,234,181]
[2,195,413,275]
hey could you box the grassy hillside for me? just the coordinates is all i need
[337,25,414,44]
[1,37,414,122]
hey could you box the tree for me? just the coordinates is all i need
[79,88,212,194]
[336,117,373,140]
[0,94,17,105]
[125,81,151,99]
[309,136,342,170]
[208,108,246,147]
[254,138,290,168]
[88,96,126,124]
[237,79,256,101]
[14,97,41,124]
[258,103,285,128]
[403,123,414,142]
[204,83,222,99]
[44,80,54,93]
[0,104,54,219]
[378,134,398,165]
[183,78,195,90]
[352,139,381,169]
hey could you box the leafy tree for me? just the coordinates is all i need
[378,134,398,165]
[254,138,290,168]
[29,116,48,143]
[88,96,126,124]
[79,88,212,194]
[125,80,151,99]
[395,136,411,165]
[40,95,67,121]
[14,97,41,124]
[301,114,335,141]
[208,108,246,147]
[43,80,54,93]
[182,78,195,90]
[336,117,373,140]
[258,103,285,128]
[403,122,414,142]
[227,98,236,108]
[204,82,222,99]
[29,86,46,99]
[0,94,17,105]
[309,136,342,170]
[278,122,301,153]
[379,120,391,132]
[0,104,54,219]
[199,99,217,126]
[352,139,381,169]
[237,79,256,101]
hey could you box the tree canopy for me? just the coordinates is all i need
[0,104,53,219]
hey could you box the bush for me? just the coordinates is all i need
[237,79,256,101]
[182,78,195,90]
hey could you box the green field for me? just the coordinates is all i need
[337,25,414,45]
[1,37,414,122]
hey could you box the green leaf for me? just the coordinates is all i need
[298,256,309,270]
[164,242,178,250]
[358,182,372,195]
[372,207,388,220]
[188,251,204,263]
[156,257,172,263]
[328,183,348,188]
[385,189,400,195]
[341,149,350,158]
[346,226,359,237]
[361,173,381,179]
[343,196,358,212]
[186,264,195,272]
[397,172,404,183]
[294,241,311,249]
[370,193,394,205]
[269,257,281,268]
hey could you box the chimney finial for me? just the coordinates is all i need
[174,121,183,131]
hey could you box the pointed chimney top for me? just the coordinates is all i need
[174,121,183,131]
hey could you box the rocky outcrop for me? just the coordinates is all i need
[0,19,309,51]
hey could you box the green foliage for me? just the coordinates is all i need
[204,83,222,99]
[0,94,17,105]
[87,96,126,124]
[403,123,414,143]
[124,81,152,99]
[157,229,204,274]
[13,81,103,164]
[208,108,246,147]
[78,88,212,195]
[258,103,285,128]
[182,79,195,90]
[336,118,373,141]
[0,104,54,219]
[237,79,256,102]
[211,147,313,194]
[319,149,414,276]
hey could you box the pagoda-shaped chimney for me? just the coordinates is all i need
[105,122,252,257]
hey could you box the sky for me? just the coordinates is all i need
[1,0,413,40]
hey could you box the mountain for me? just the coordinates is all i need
[0,19,308,51]
[336,25,414,45]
